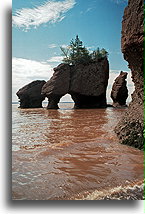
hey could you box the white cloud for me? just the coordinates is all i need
[12,57,54,101]
[87,46,95,51]
[80,7,94,15]
[47,56,63,63]
[86,7,93,13]
[48,44,58,49]
[61,44,68,48]
[12,0,76,30]
[48,44,69,50]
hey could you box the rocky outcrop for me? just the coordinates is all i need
[41,57,109,109]
[41,64,71,109]
[115,0,144,149]
[70,58,109,108]
[16,80,46,108]
[111,71,128,107]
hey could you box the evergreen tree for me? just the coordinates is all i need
[60,35,108,65]
[100,48,108,58]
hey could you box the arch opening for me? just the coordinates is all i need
[59,94,74,109]
[59,94,74,103]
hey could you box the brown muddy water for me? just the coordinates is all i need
[12,103,143,200]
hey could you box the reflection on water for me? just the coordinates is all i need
[12,103,143,200]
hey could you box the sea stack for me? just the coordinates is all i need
[111,71,128,107]
[69,57,109,108]
[16,80,46,108]
[41,57,109,109]
[115,0,144,149]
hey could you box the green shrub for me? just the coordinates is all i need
[60,35,108,65]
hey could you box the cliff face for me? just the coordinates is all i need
[16,80,46,108]
[111,71,128,107]
[115,0,144,149]
[41,58,109,109]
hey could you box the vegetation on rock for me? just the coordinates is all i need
[60,35,108,65]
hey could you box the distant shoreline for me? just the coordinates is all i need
[12,102,130,105]
[12,102,74,104]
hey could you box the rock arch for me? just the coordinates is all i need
[41,59,109,109]
[59,94,73,103]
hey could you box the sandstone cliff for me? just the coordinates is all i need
[115,0,144,149]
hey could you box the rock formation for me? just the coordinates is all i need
[41,63,71,109]
[41,57,109,109]
[70,58,109,108]
[115,0,144,149]
[16,80,46,108]
[111,71,128,107]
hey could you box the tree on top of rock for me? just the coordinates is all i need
[91,48,109,60]
[60,35,108,65]
[60,35,91,65]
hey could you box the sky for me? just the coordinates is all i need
[12,0,134,103]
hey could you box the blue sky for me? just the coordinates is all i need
[12,0,133,102]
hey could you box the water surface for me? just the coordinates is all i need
[12,103,143,200]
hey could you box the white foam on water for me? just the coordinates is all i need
[74,180,144,200]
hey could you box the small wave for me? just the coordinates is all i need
[74,180,144,200]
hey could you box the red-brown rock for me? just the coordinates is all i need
[41,58,109,109]
[16,80,46,108]
[111,71,128,107]
[115,0,144,149]
[70,58,109,108]
[41,63,71,109]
